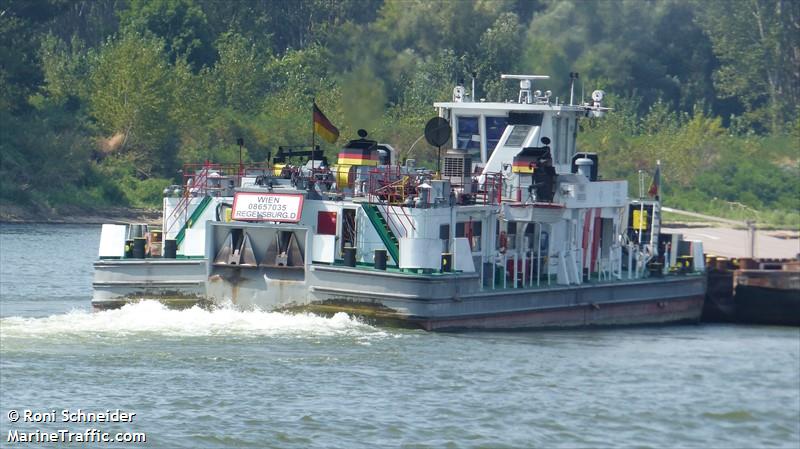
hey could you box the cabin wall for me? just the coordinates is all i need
[555,177,628,209]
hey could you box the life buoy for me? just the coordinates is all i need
[499,231,508,254]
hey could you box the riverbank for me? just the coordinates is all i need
[0,203,160,225]
[664,224,800,259]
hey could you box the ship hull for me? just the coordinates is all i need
[93,259,705,331]
[305,266,705,330]
[413,295,704,331]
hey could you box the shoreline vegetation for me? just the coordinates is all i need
[0,204,160,225]
[1,1,797,230]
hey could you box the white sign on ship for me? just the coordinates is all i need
[231,192,304,222]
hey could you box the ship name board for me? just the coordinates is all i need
[231,192,304,222]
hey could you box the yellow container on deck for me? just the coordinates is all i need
[632,210,649,230]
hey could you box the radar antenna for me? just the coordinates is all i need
[501,74,550,104]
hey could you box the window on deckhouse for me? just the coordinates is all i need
[456,116,480,158]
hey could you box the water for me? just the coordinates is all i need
[1,223,798,448]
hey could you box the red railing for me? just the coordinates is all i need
[367,166,403,200]
[477,172,503,205]
[165,168,209,237]
[165,162,271,236]
[180,162,272,191]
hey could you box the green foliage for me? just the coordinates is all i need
[580,97,799,227]
[478,12,524,100]
[340,62,387,132]
[213,32,271,113]
[118,0,214,67]
[695,0,800,133]
[39,33,89,105]
[1,0,797,227]
[88,30,177,174]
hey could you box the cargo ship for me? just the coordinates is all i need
[93,74,707,330]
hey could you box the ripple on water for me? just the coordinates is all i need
[701,410,756,422]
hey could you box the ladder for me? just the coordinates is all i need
[175,196,213,247]
[361,203,399,264]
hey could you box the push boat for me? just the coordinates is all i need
[93,74,707,330]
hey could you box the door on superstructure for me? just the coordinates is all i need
[341,208,357,257]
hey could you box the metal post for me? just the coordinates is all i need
[311,99,316,167]
[513,251,518,288]
[471,71,476,102]
[569,73,575,106]
[237,137,244,176]
[628,243,633,279]
[502,253,507,289]
[437,145,442,179]
[537,223,541,287]
[747,220,756,258]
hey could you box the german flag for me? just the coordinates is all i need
[512,157,537,174]
[313,103,340,144]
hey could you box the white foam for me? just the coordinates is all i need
[0,300,384,340]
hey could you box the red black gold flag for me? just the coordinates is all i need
[648,162,661,198]
[512,156,537,174]
[313,103,339,144]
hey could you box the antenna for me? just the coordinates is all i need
[471,71,477,103]
[501,74,550,104]
[581,79,585,105]
[569,72,579,106]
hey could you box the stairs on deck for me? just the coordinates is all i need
[361,203,399,264]
[175,196,213,247]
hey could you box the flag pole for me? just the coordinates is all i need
[311,99,316,168]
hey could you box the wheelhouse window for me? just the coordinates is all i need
[456,116,480,157]
[485,116,508,159]
[505,125,531,148]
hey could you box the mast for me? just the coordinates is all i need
[311,99,316,167]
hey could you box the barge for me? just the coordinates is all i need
[705,257,800,326]
[93,74,707,330]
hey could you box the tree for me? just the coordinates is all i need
[695,0,800,132]
[39,33,90,107]
[88,30,175,174]
[477,12,523,100]
[213,32,269,114]
[118,0,215,68]
[340,61,386,132]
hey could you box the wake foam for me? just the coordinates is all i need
[0,300,383,339]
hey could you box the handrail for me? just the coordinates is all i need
[165,168,210,236]
[165,162,271,236]
[475,172,503,205]
[380,203,407,238]
[396,203,416,231]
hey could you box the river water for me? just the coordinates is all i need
[1,223,798,448]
